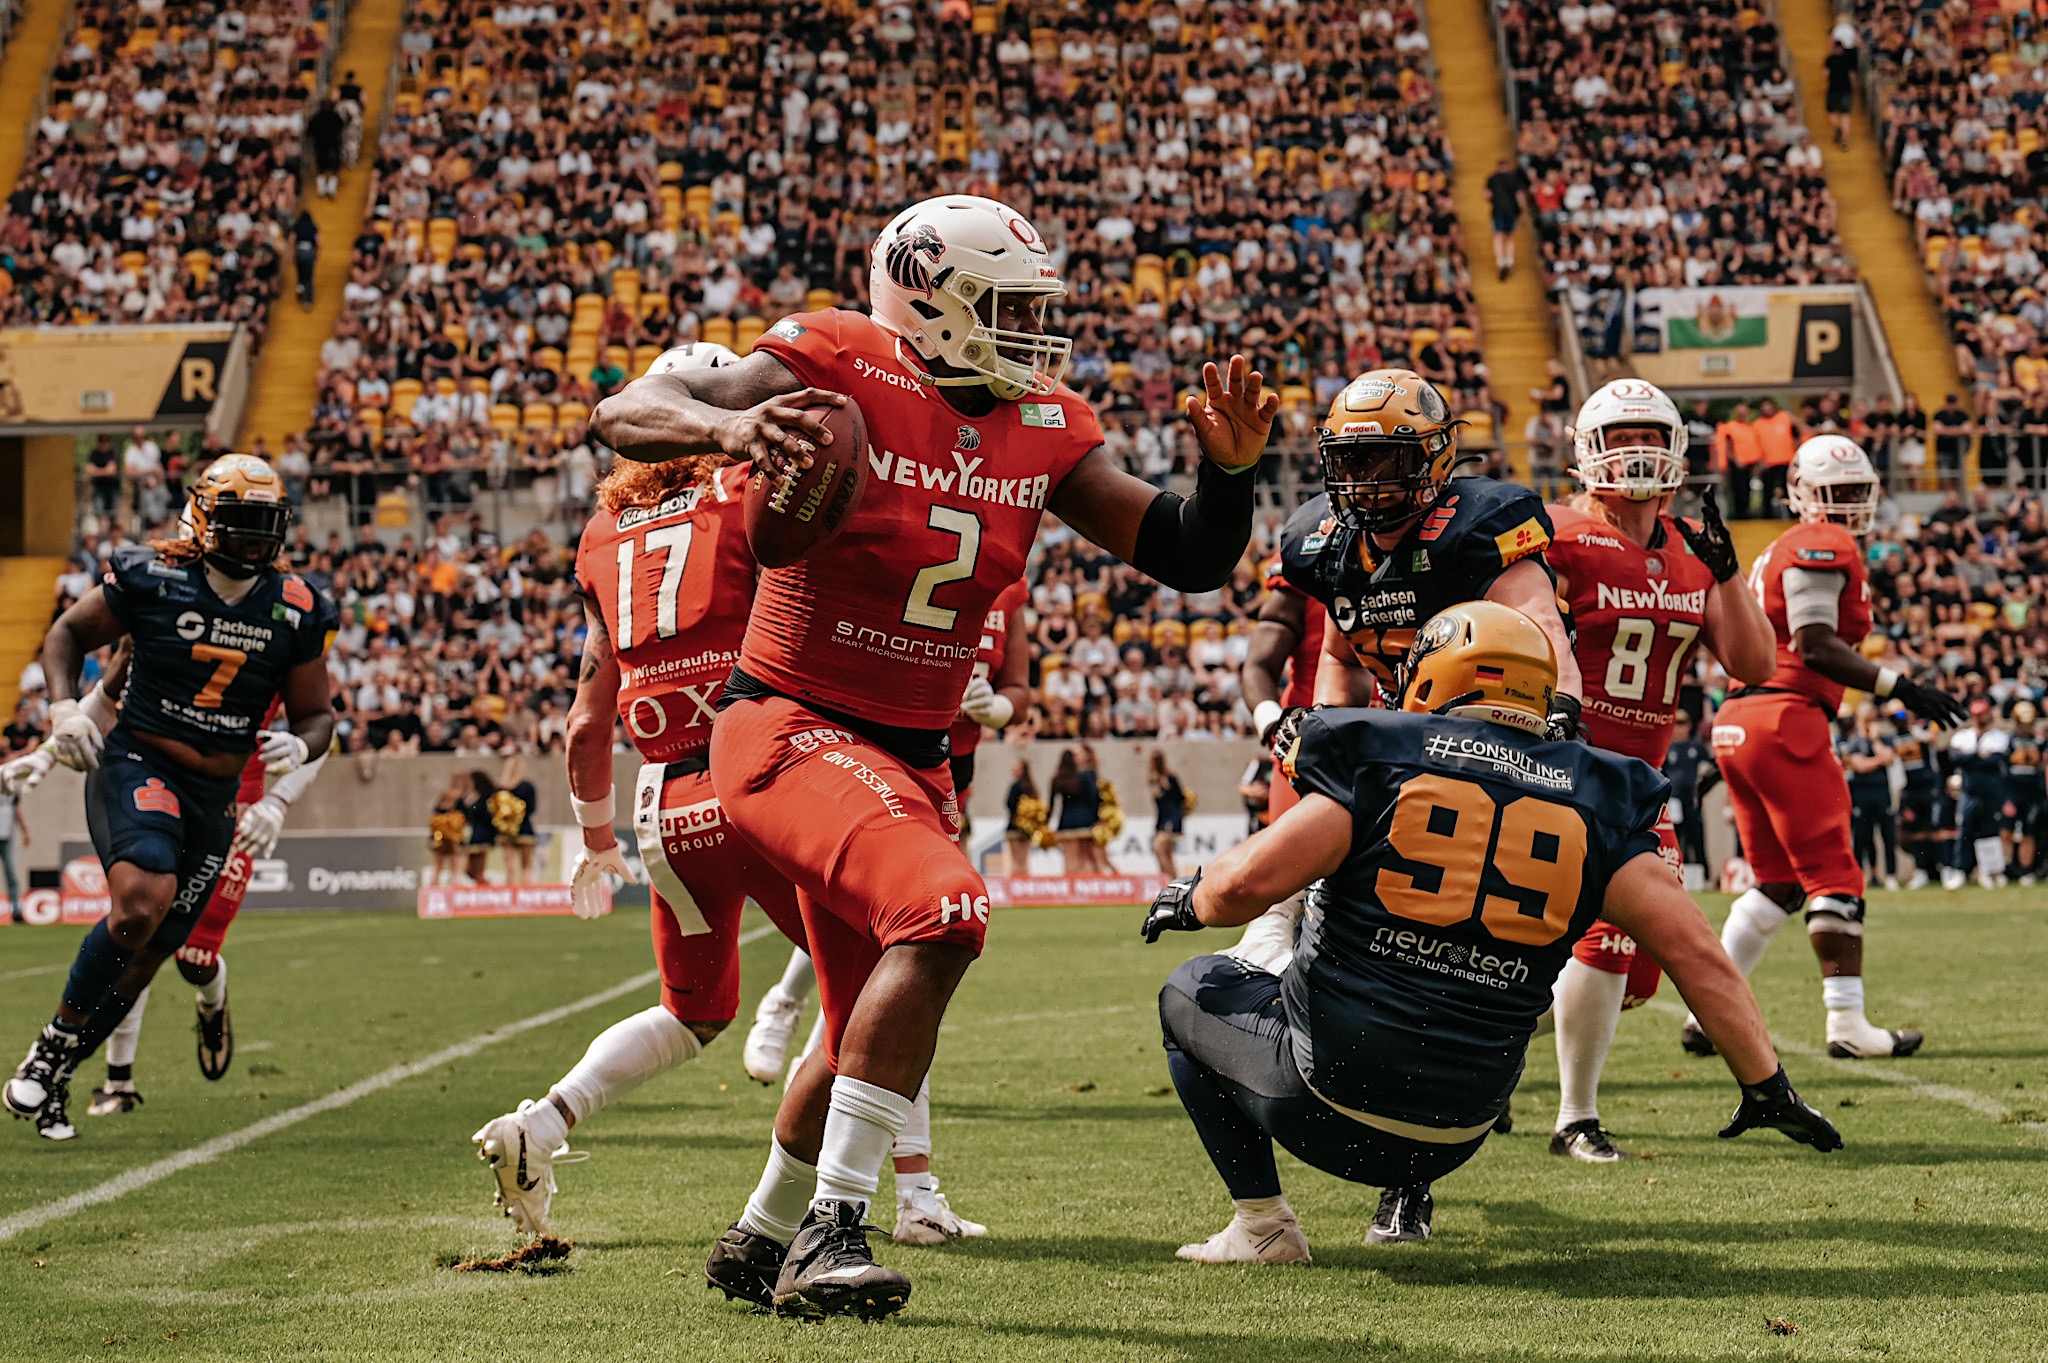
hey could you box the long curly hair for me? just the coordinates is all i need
[596,453,727,513]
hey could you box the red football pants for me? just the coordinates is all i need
[1572,811,1678,1008]
[634,763,807,1024]
[176,847,252,969]
[1713,693,1864,899]
[710,695,989,1070]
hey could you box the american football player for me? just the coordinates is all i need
[1688,437,1966,1059]
[1144,602,1840,1264]
[592,192,1274,1318]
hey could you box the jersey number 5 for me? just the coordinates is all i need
[1375,774,1587,945]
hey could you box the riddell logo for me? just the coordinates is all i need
[939,894,990,925]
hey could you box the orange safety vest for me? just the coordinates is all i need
[1715,420,1763,469]
[1755,410,1797,466]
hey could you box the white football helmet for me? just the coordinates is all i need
[868,195,1071,401]
[649,341,740,373]
[1787,435,1882,536]
[1571,378,1687,499]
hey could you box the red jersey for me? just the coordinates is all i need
[748,310,1101,730]
[237,697,284,803]
[574,463,756,763]
[1750,519,1871,711]
[949,579,1029,758]
[1262,550,1324,709]
[1546,504,1720,765]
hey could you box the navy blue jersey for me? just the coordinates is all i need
[2007,735,2042,807]
[1837,734,1893,806]
[1948,725,2012,801]
[1894,730,1939,795]
[99,546,338,754]
[1278,476,1554,691]
[1281,708,1667,1131]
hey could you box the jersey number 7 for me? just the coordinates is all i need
[1375,774,1587,945]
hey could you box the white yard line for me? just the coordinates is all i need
[1642,999,2048,1135]
[0,921,785,1243]
[0,920,360,982]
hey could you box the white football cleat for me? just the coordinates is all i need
[472,1099,558,1235]
[1905,868,1929,889]
[894,1179,988,1245]
[1175,1213,1311,1265]
[743,989,803,1085]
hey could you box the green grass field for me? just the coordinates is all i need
[1,893,2046,1362]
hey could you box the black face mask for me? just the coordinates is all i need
[1320,434,1450,534]
[205,498,290,577]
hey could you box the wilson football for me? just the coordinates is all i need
[743,397,870,569]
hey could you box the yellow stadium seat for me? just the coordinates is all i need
[534,346,564,374]
[1411,326,1441,352]
[658,161,683,184]
[1459,410,1497,446]
[185,249,213,286]
[735,316,768,353]
[443,321,466,349]
[390,378,424,414]
[660,186,683,230]
[522,402,556,430]
[573,292,606,322]
[632,345,663,376]
[490,403,521,433]
[701,317,736,349]
[1924,234,1950,271]
[1279,384,1314,412]
[359,408,385,441]
[119,250,145,274]
[805,287,838,312]
[556,401,591,430]
[603,344,631,372]
[684,185,713,230]
[713,210,742,238]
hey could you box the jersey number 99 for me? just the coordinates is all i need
[1374,774,1587,945]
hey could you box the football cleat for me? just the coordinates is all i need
[705,1223,790,1307]
[743,989,803,1086]
[1905,869,1930,890]
[772,1198,911,1320]
[5,1023,80,1123]
[1175,1212,1311,1265]
[35,1076,77,1141]
[472,1100,558,1235]
[1366,1184,1433,1245]
[1492,1099,1514,1135]
[1679,1021,1717,1057]
[893,1180,988,1245]
[1550,1119,1632,1162]
[1826,1028,1925,1060]
[195,998,233,1081]
[87,1084,145,1117]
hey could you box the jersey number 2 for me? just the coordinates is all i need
[614,524,693,649]
[902,507,982,630]
[1375,774,1587,945]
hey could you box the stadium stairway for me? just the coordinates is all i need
[1431,0,1557,480]
[0,0,70,196]
[0,555,61,716]
[1781,0,1959,442]
[236,0,407,453]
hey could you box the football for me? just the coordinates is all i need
[742,397,870,569]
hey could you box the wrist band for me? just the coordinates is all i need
[1874,667,1900,698]
[571,789,615,829]
[1252,700,1283,739]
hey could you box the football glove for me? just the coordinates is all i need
[958,675,1015,730]
[233,794,289,858]
[568,840,635,920]
[1675,487,1741,583]
[1545,692,1583,743]
[1267,705,1309,767]
[258,729,311,777]
[1140,870,1205,943]
[44,698,104,772]
[1892,676,1968,730]
[1718,1065,1842,1151]
[0,747,55,798]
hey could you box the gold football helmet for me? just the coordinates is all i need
[1317,368,1462,534]
[186,453,290,577]
[1398,602,1556,735]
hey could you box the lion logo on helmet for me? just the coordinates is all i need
[885,223,947,298]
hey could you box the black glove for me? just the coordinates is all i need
[1718,1065,1843,1151]
[1268,704,1310,767]
[1141,870,1205,943]
[1892,676,1968,729]
[1545,692,1583,743]
[1674,487,1741,583]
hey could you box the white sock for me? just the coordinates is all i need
[1822,975,1863,1014]
[774,948,817,1002]
[895,1168,937,1198]
[521,1093,569,1154]
[106,985,149,1071]
[813,1076,913,1216]
[550,1005,701,1124]
[1553,959,1628,1129]
[195,956,228,1010]
[1232,1194,1291,1221]
[891,1078,932,1160]
[741,1138,818,1242]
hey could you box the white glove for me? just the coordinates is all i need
[233,794,289,858]
[45,699,104,772]
[959,676,1015,730]
[568,841,635,919]
[0,747,56,798]
[258,729,310,777]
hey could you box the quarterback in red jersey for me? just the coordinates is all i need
[1687,437,1965,1061]
[592,193,1274,1318]
[1542,379,1774,1161]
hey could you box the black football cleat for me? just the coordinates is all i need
[1827,1028,1924,1060]
[196,998,233,1081]
[1550,1118,1632,1162]
[1366,1184,1433,1245]
[36,1076,78,1142]
[1679,1021,1717,1057]
[87,1085,145,1117]
[1492,1099,1514,1135]
[5,1022,80,1126]
[705,1223,788,1308]
[771,1198,911,1320]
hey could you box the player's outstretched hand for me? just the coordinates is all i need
[1893,676,1968,730]
[1718,1066,1842,1151]
[233,794,289,858]
[0,747,56,798]
[1141,871,1205,943]
[568,839,635,919]
[1184,355,1280,473]
[44,699,104,772]
[1675,488,1741,583]
[718,387,847,478]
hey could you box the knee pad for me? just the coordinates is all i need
[1729,888,1798,940]
[1805,895,1866,938]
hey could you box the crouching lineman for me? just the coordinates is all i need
[1144,602,1841,1261]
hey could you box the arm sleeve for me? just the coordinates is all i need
[1782,566,1846,633]
[1129,457,1257,592]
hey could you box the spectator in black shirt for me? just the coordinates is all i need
[1485,159,1525,280]
[1840,707,1901,890]
[1933,395,1973,488]
[1661,711,1715,876]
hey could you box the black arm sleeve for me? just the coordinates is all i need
[1128,459,1257,592]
